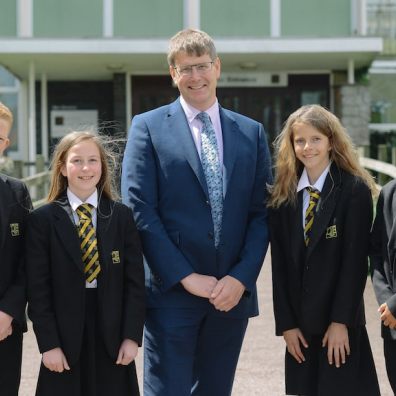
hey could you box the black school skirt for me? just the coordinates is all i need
[284,326,380,396]
[35,289,140,396]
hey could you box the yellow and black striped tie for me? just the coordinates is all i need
[76,204,101,282]
[304,187,320,246]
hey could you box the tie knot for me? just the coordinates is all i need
[76,203,93,220]
[196,112,211,125]
[306,187,320,201]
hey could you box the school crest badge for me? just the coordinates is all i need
[111,250,120,264]
[325,225,337,239]
[10,223,20,236]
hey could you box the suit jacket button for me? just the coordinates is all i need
[205,200,210,206]
[208,232,214,239]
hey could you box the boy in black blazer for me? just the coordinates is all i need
[371,179,396,393]
[0,102,32,395]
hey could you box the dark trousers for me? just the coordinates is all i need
[384,338,396,394]
[0,327,23,396]
[143,307,248,396]
[36,289,139,396]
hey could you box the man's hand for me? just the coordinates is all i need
[283,328,308,363]
[379,303,396,329]
[0,311,13,341]
[322,322,350,368]
[116,339,138,365]
[181,273,218,298]
[209,275,245,312]
[42,347,70,373]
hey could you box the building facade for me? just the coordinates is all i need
[0,0,382,171]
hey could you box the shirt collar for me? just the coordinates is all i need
[297,163,331,193]
[179,95,219,124]
[67,188,98,212]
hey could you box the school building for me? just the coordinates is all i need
[0,0,386,173]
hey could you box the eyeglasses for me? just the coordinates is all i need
[173,61,214,77]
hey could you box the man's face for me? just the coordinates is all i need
[0,119,11,156]
[170,51,221,111]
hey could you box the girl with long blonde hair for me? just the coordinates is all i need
[269,105,380,395]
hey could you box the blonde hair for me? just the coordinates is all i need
[47,130,118,202]
[0,102,13,126]
[167,29,217,66]
[269,104,377,208]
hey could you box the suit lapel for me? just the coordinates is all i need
[0,175,12,248]
[306,164,341,260]
[53,196,84,273]
[220,107,238,198]
[166,100,209,199]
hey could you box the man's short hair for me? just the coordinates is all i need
[167,29,217,66]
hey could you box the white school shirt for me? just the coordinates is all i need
[67,188,98,288]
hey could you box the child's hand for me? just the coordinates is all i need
[116,339,138,365]
[42,347,70,373]
[379,303,396,328]
[283,328,308,363]
[322,322,350,368]
[0,311,13,341]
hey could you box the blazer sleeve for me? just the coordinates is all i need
[228,123,273,290]
[121,206,146,345]
[371,188,396,315]
[269,207,299,335]
[26,210,61,353]
[0,180,32,327]
[330,180,372,326]
[121,115,194,292]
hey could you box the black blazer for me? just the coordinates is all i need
[26,194,145,364]
[371,179,396,340]
[0,174,32,332]
[270,164,372,336]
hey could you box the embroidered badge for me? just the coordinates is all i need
[111,250,120,264]
[10,223,20,236]
[326,225,337,239]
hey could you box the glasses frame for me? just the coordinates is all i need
[173,61,215,77]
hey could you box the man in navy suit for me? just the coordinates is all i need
[121,29,272,396]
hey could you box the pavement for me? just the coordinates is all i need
[20,252,393,395]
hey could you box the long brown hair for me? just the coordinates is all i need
[47,130,117,202]
[268,105,377,208]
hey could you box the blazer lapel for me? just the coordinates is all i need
[220,107,238,198]
[53,196,84,273]
[96,197,112,269]
[305,164,342,260]
[290,191,305,266]
[166,100,209,199]
[96,197,113,296]
[0,175,12,248]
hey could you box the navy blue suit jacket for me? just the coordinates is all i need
[121,98,272,318]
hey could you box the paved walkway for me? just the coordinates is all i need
[20,253,393,395]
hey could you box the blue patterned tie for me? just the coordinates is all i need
[196,112,223,247]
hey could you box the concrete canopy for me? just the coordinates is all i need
[0,36,383,80]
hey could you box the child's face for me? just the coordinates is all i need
[61,139,102,201]
[293,122,331,174]
[0,118,11,157]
